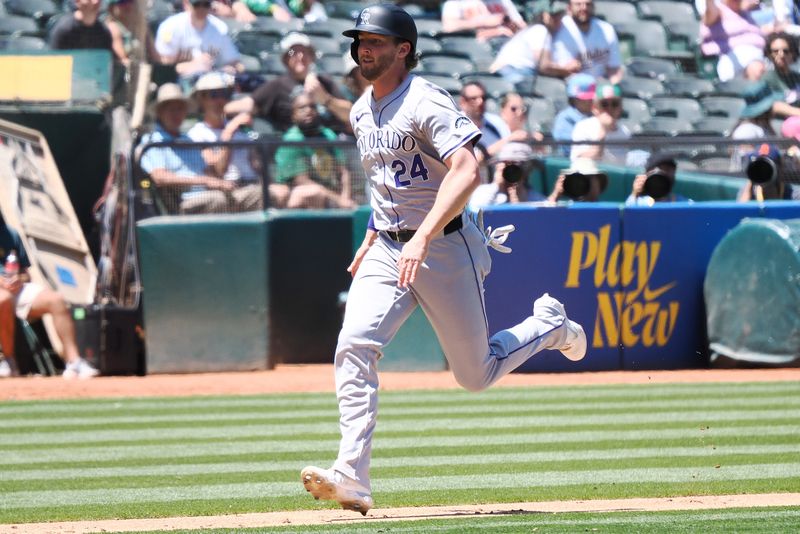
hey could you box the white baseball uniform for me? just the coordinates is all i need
[332,74,574,492]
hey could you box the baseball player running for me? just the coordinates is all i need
[301,3,586,516]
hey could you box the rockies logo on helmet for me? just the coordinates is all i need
[342,3,418,65]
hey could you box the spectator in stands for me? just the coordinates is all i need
[458,82,530,157]
[772,0,800,35]
[762,32,800,117]
[441,0,527,47]
[238,0,327,23]
[542,0,623,84]
[552,73,595,156]
[500,91,544,143]
[737,143,800,200]
[0,216,99,379]
[139,83,244,214]
[570,82,631,164]
[547,157,608,202]
[489,0,567,88]
[273,90,355,209]
[105,0,159,68]
[468,141,545,210]
[155,0,243,82]
[211,1,258,23]
[730,80,777,168]
[225,33,352,134]
[341,52,370,102]
[187,71,274,212]
[700,0,767,82]
[626,153,690,206]
[49,0,113,52]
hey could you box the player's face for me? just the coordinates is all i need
[357,33,405,81]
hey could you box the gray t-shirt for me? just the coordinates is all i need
[350,74,481,230]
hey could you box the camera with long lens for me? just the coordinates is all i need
[643,168,673,199]
[746,155,779,184]
[563,172,590,199]
[501,163,524,184]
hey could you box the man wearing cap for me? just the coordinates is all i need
[187,71,276,211]
[50,0,113,53]
[155,0,243,80]
[542,0,623,84]
[468,141,545,209]
[570,82,630,164]
[139,83,241,214]
[552,72,595,156]
[737,143,800,201]
[489,1,567,87]
[547,157,608,202]
[225,32,351,134]
[626,153,690,206]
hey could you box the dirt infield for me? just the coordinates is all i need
[3,364,800,401]
[3,365,800,532]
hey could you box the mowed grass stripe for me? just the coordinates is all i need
[2,407,797,445]
[1,424,798,465]
[5,395,800,430]
[1,381,798,416]
[3,462,800,509]
[3,443,797,482]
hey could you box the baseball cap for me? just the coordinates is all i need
[530,0,568,16]
[193,71,234,94]
[281,32,315,56]
[595,82,622,100]
[493,142,535,163]
[745,143,781,162]
[567,73,596,100]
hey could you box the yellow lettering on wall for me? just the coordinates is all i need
[565,230,598,287]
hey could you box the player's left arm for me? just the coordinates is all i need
[397,146,480,287]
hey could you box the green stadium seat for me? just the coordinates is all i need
[459,73,515,100]
[640,116,694,136]
[637,0,697,25]
[532,75,567,111]
[626,56,680,80]
[622,96,652,123]
[700,95,746,118]
[594,0,638,26]
[419,53,475,77]
[662,75,715,98]
[619,75,665,99]
[693,116,737,137]
[0,14,40,36]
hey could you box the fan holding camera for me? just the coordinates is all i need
[626,153,691,206]
[546,158,608,203]
[737,143,800,201]
[468,142,546,210]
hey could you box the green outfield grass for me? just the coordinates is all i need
[1,380,799,531]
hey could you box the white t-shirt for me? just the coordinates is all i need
[441,0,526,28]
[570,116,631,163]
[491,24,551,71]
[186,121,257,182]
[551,16,621,78]
[155,12,240,69]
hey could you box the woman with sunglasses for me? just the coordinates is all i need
[762,31,800,118]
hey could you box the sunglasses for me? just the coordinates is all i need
[464,94,486,102]
[204,89,232,99]
[192,1,211,8]
[599,99,622,110]
[508,105,528,113]
[771,48,792,55]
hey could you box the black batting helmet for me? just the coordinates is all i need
[342,3,417,64]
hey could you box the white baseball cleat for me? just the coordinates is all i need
[533,293,587,361]
[301,466,373,516]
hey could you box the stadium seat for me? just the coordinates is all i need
[618,76,665,99]
[425,74,463,95]
[640,116,693,136]
[234,30,282,59]
[239,54,261,73]
[525,96,555,133]
[419,53,475,77]
[438,34,495,71]
[0,14,40,36]
[715,78,752,96]
[662,75,715,98]
[625,56,680,80]
[615,19,695,69]
[649,96,704,122]
[700,95,746,117]
[622,97,652,124]
[594,0,638,26]
[415,18,445,38]
[4,34,47,51]
[693,116,737,137]
[325,1,368,19]
[637,0,697,25]
[619,118,644,135]
[532,76,567,111]
[317,54,347,76]
[416,35,442,55]
[5,0,59,29]
[460,73,515,100]
[259,54,286,75]
[257,16,303,33]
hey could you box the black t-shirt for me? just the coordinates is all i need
[49,14,113,51]
[251,73,347,133]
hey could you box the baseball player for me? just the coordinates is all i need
[301,3,587,516]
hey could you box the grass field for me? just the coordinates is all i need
[1,380,799,532]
